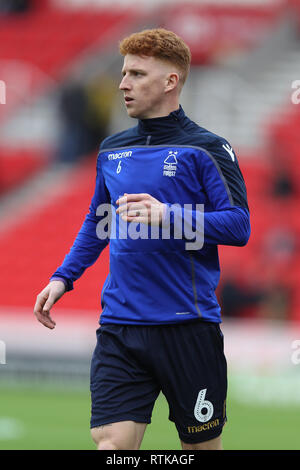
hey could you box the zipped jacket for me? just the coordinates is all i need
[51,106,250,324]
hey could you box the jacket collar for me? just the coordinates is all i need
[137,105,186,135]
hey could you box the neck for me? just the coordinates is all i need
[143,99,180,119]
[137,105,185,135]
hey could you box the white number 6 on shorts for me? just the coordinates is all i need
[194,388,214,423]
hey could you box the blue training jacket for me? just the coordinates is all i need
[51,106,250,325]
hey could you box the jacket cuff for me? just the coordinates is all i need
[50,276,73,292]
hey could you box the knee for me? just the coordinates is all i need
[90,421,145,450]
[97,439,119,451]
[91,428,119,451]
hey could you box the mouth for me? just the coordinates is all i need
[124,96,134,105]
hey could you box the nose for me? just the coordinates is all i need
[119,75,130,91]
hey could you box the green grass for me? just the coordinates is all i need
[0,385,299,450]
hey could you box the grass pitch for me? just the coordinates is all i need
[0,384,299,450]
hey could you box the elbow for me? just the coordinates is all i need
[230,208,251,247]
[236,218,251,247]
[237,231,250,247]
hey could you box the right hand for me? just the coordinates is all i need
[34,280,66,329]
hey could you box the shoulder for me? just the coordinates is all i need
[98,126,139,152]
[186,119,249,207]
[184,118,237,163]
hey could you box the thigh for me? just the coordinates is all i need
[90,325,160,430]
[154,321,227,445]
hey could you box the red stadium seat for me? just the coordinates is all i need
[0,148,49,195]
[0,155,109,317]
[0,5,144,121]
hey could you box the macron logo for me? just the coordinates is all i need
[108,151,132,160]
[222,144,235,162]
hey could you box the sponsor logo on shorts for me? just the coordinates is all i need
[187,418,219,434]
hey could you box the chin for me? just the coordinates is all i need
[127,110,138,118]
[126,107,141,119]
[126,105,148,120]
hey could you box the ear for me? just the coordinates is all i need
[165,72,180,93]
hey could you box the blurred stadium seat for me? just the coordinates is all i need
[0,147,49,195]
[0,0,144,123]
[0,0,299,322]
[1,2,300,451]
[0,154,109,313]
[159,1,287,65]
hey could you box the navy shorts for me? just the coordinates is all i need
[90,320,227,444]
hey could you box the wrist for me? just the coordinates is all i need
[50,277,68,290]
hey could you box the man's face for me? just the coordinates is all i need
[119,54,176,119]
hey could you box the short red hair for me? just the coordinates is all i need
[119,28,191,84]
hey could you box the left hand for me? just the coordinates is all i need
[116,193,166,226]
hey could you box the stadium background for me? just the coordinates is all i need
[0,0,300,450]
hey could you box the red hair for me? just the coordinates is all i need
[119,28,191,84]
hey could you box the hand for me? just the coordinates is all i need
[34,280,66,329]
[116,193,166,226]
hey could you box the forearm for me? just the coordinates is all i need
[50,212,109,290]
[163,204,250,248]
[203,206,250,246]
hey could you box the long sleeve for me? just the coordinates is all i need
[50,155,110,291]
[163,205,250,248]
[163,139,250,249]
